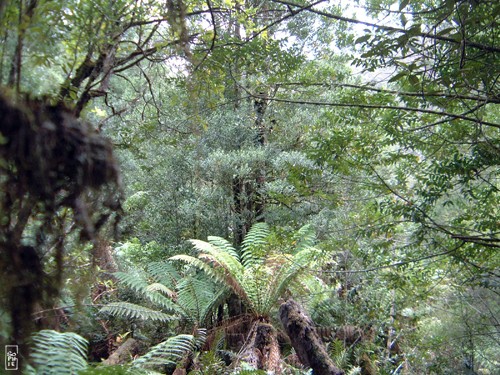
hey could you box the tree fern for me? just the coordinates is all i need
[173,223,323,318]
[104,262,223,332]
[100,302,176,322]
[30,329,88,374]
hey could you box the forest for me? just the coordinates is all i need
[0,0,498,374]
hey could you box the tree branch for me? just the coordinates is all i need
[259,95,500,129]
[271,0,500,54]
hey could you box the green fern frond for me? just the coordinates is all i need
[235,369,267,374]
[239,265,275,314]
[198,282,230,325]
[293,224,317,252]
[30,329,88,374]
[207,236,240,260]
[146,290,181,313]
[170,254,221,281]
[146,282,175,297]
[241,222,270,268]
[147,261,180,289]
[189,239,243,277]
[270,246,322,304]
[114,272,150,294]
[194,327,207,349]
[100,302,175,322]
[171,252,248,302]
[329,339,350,370]
[132,334,196,368]
[177,276,215,322]
[113,272,179,313]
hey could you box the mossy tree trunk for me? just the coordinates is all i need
[280,299,345,375]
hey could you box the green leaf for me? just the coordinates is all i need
[355,34,371,45]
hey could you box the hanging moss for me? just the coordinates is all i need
[0,92,122,368]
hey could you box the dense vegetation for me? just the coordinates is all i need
[0,0,498,374]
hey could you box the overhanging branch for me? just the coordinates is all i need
[271,0,500,54]
[259,95,500,129]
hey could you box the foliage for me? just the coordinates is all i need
[132,330,206,370]
[29,329,89,374]
[100,302,175,323]
[1,0,499,373]
[101,260,225,331]
[171,223,325,318]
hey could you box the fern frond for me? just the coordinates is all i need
[293,224,317,252]
[147,291,182,313]
[189,239,243,277]
[239,265,275,314]
[114,272,150,294]
[235,369,267,375]
[177,276,215,322]
[329,339,350,370]
[147,261,180,289]
[198,253,249,302]
[198,283,230,326]
[194,327,207,349]
[31,329,88,374]
[113,271,179,313]
[132,334,196,368]
[207,236,240,261]
[100,302,175,322]
[269,246,322,307]
[241,222,270,268]
[170,254,221,281]
[146,283,175,297]
[171,252,248,302]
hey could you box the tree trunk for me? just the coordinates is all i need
[239,321,281,373]
[279,299,344,375]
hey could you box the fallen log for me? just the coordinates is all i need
[103,338,139,365]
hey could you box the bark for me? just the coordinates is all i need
[8,0,38,92]
[103,338,139,365]
[279,299,344,375]
[239,321,281,373]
